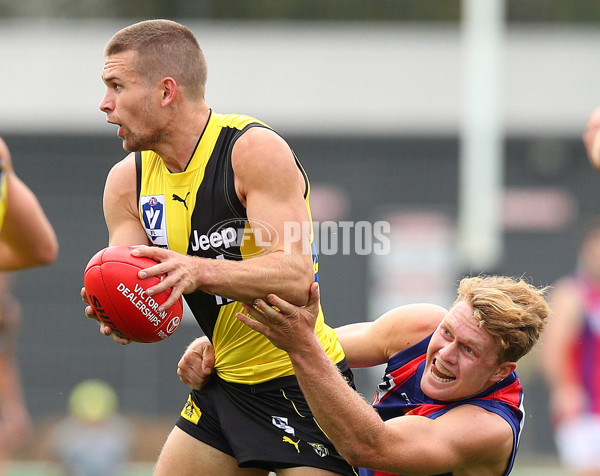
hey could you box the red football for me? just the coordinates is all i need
[83,246,183,343]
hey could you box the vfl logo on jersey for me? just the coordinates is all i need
[140,195,168,247]
[272,416,295,436]
[180,395,201,424]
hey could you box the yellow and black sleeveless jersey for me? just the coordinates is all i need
[136,111,345,384]
[0,155,7,232]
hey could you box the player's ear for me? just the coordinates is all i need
[492,361,517,383]
[160,77,178,106]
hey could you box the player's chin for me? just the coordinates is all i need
[420,372,456,398]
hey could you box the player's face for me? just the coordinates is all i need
[100,51,166,152]
[420,300,512,402]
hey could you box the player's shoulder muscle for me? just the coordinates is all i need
[103,153,143,243]
[104,153,137,203]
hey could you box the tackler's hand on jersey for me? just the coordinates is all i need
[236,281,320,356]
[178,336,215,390]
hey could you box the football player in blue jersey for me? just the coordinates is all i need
[237,276,549,476]
[181,275,549,476]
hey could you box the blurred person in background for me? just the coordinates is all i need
[51,379,132,476]
[541,218,600,476]
[0,137,58,473]
[0,274,32,474]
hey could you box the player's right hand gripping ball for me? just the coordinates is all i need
[84,246,183,343]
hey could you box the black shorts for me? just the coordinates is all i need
[176,360,357,475]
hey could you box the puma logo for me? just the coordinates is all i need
[282,436,300,453]
[172,192,190,210]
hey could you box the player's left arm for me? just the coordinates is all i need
[0,139,58,270]
[134,127,314,310]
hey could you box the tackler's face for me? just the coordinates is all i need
[420,300,512,402]
[99,50,165,152]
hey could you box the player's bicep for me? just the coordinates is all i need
[246,186,310,255]
[336,322,388,367]
[235,129,311,256]
[103,154,149,247]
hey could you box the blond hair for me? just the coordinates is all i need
[454,275,550,363]
[104,19,207,100]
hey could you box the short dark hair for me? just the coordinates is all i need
[104,19,207,100]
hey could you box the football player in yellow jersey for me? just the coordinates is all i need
[0,137,57,472]
[83,19,355,476]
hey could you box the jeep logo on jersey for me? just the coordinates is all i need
[140,195,168,247]
[191,218,278,258]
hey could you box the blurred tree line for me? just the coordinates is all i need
[0,0,599,23]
